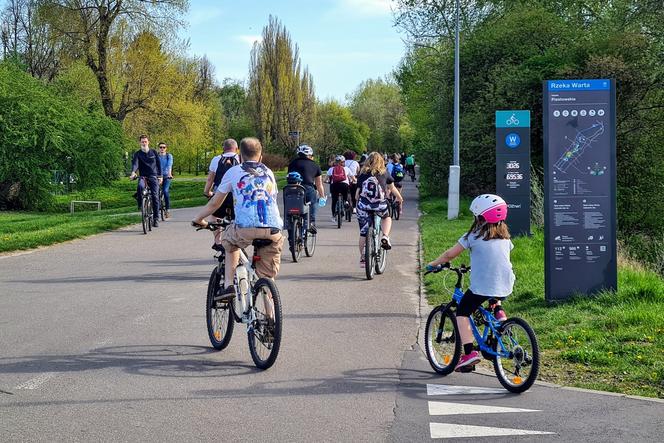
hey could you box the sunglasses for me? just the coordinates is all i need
[159,146,167,149]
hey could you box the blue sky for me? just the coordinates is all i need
[182,0,406,102]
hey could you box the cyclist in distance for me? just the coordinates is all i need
[344,150,360,212]
[129,134,162,227]
[158,142,173,219]
[287,144,326,233]
[355,152,403,266]
[426,194,513,371]
[327,155,354,222]
[204,139,240,246]
[192,137,284,302]
[405,153,416,177]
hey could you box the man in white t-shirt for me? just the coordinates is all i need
[204,139,239,198]
[344,150,360,211]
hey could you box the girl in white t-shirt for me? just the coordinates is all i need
[426,194,515,372]
[327,155,354,221]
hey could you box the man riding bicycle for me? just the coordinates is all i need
[287,144,326,233]
[130,134,162,227]
[192,137,284,302]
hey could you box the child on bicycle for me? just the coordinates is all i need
[426,194,514,371]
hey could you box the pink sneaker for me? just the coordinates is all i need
[495,310,507,322]
[455,350,481,372]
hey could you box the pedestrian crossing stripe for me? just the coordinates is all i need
[430,423,555,438]
[428,401,540,416]
[427,384,506,396]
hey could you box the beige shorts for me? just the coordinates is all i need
[221,224,284,279]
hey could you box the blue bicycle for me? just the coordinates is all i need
[424,263,540,393]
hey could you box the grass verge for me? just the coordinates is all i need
[1,172,287,253]
[420,195,664,398]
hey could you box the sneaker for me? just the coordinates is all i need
[330,216,337,223]
[308,224,318,234]
[211,243,224,252]
[352,208,357,214]
[165,211,171,219]
[455,350,481,372]
[380,236,392,250]
[494,308,507,322]
[153,219,159,228]
[213,286,236,303]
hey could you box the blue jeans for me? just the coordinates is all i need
[162,178,171,210]
[137,176,160,219]
[304,185,317,226]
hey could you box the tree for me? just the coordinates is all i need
[310,100,368,161]
[218,79,255,142]
[40,0,188,121]
[248,15,315,155]
[348,78,407,152]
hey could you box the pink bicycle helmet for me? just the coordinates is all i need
[469,194,508,223]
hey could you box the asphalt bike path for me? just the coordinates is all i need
[0,181,420,441]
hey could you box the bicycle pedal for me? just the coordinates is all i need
[458,365,476,373]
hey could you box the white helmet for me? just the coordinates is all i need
[297,145,313,156]
[335,155,345,162]
[469,194,508,223]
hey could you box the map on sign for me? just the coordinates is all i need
[554,120,605,173]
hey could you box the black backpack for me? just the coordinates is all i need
[213,155,239,188]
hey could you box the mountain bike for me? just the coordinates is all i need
[364,209,387,280]
[283,184,316,262]
[133,176,153,234]
[423,264,540,393]
[333,192,351,228]
[409,166,416,182]
[195,219,283,370]
[387,194,401,221]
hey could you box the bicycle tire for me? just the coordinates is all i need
[393,201,400,220]
[424,305,461,375]
[375,241,387,274]
[364,230,375,280]
[248,278,282,370]
[493,317,540,393]
[147,196,153,232]
[206,268,234,350]
[304,227,316,257]
[160,191,166,221]
[141,197,149,234]
[336,200,343,229]
[345,204,352,222]
[289,219,302,262]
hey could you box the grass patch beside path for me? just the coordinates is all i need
[1,172,287,253]
[420,196,664,399]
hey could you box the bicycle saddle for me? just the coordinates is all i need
[252,239,273,248]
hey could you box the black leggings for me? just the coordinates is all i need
[456,289,503,317]
[330,182,349,215]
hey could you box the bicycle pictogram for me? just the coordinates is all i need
[506,113,520,126]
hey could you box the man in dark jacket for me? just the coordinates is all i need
[129,134,163,227]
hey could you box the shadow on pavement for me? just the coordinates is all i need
[9,272,209,284]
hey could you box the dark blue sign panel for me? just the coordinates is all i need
[543,79,617,301]
[496,110,530,236]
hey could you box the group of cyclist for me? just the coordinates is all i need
[129,135,173,227]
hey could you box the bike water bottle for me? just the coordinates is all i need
[236,264,250,312]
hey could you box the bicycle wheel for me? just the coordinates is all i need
[424,305,461,375]
[248,278,282,370]
[159,191,166,221]
[493,317,540,393]
[141,197,149,234]
[290,219,302,262]
[345,204,352,222]
[393,201,400,220]
[375,240,387,274]
[364,230,375,280]
[206,268,234,350]
[304,226,316,257]
[336,200,343,228]
[147,196,153,232]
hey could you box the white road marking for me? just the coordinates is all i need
[428,401,539,416]
[14,372,57,390]
[430,423,555,438]
[427,384,506,396]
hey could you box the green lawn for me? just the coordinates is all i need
[420,196,664,398]
[1,171,287,253]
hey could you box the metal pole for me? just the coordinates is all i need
[447,0,461,220]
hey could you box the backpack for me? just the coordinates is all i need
[392,163,405,182]
[360,175,386,205]
[213,155,239,188]
[330,165,347,183]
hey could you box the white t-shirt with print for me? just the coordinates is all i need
[344,159,360,177]
[218,162,283,229]
[457,233,515,298]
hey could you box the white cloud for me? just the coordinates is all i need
[337,0,393,17]
[188,7,224,26]
[236,35,263,47]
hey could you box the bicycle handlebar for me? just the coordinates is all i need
[424,262,470,276]
[192,218,232,231]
